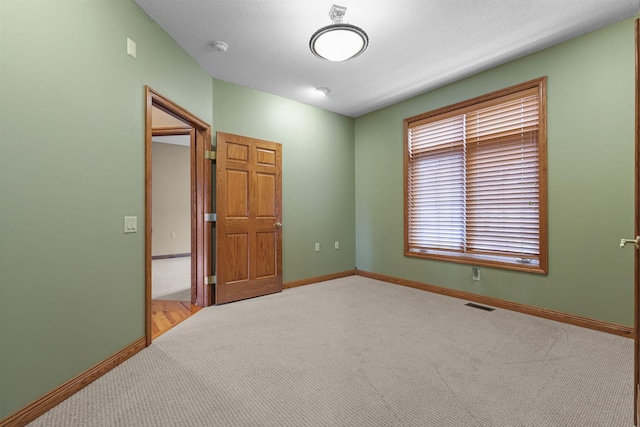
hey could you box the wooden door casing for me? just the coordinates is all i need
[145,87,213,346]
[634,18,639,427]
[216,132,282,304]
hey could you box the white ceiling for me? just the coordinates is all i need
[134,0,639,118]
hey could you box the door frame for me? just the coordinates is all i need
[635,18,639,426]
[145,87,213,346]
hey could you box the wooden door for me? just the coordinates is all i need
[631,18,640,426]
[215,132,282,304]
[635,19,640,426]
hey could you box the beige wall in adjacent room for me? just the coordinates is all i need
[152,140,191,256]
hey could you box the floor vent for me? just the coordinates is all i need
[465,302,495,312]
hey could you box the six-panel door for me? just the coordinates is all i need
[215,132,282,304]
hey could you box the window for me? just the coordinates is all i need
[404,77,547,274]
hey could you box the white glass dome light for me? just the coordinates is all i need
[310,5,369,62]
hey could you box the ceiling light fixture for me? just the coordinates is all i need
[316,87,331,96]
[309,4,368,62]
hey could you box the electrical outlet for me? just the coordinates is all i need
[472,267,480,281]
[314,242,320,252]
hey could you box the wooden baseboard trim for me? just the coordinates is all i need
[1,337,146,427]
[151,253,191,260]
[283,270,356,289]
[356,270,634,339]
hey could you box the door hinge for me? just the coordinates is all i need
[205,213,216,222]
[205,275,216,285]
[205,150,216,160]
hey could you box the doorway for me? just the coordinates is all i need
[150,124,193,338]
[145,87,213,345]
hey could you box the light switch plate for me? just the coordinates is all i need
[124,216,137,233]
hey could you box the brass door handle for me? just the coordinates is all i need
[274,222,282,228]
[620,236,639,249]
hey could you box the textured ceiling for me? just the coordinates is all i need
[134,0,639,118]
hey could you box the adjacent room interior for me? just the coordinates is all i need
[150,107,196,338]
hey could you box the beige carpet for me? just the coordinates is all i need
[29,276,633,426]
[152,257,191,301]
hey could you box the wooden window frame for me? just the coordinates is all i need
[403,77,548,274]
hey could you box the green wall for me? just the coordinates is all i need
[355,18,636,327]
[0,0,355,419]
[0,0,635,421]
[212,79,356,282]
[0,0,215,418]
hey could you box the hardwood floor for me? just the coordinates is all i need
[151,299,202,339]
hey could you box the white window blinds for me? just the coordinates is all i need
[405,79,546,273]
